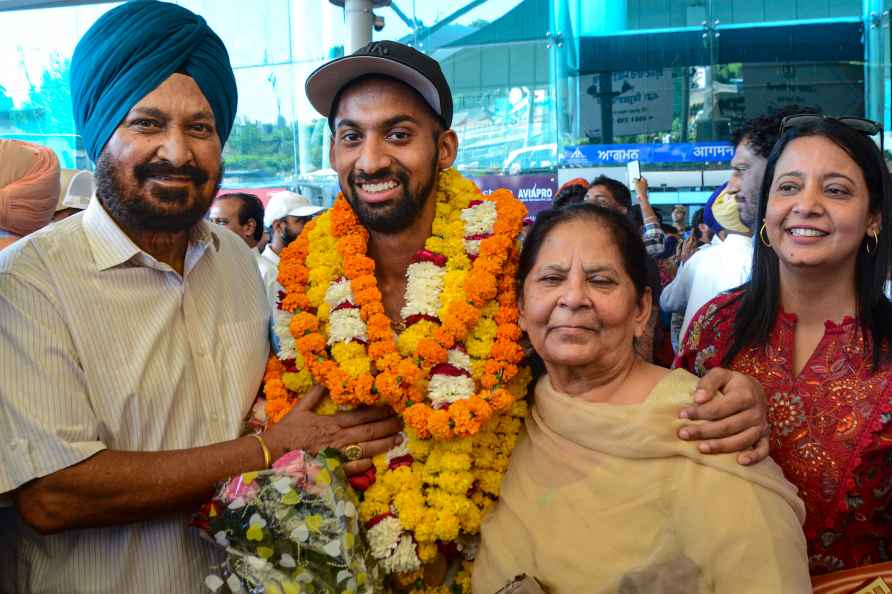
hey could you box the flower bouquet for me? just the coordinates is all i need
[200,449,383,594]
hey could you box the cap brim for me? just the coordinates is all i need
[306,55,442,120]
[288,205,326,217]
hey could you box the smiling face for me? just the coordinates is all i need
[764,135,880,275]
[95,73,222,232]
[519,218,651,373]
[329,76,457,234]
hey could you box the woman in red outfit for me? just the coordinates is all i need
[676,116,892,577]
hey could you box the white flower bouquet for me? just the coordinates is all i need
[199,449,383,594]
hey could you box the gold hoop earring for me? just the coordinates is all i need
[866,230,879,255]
[759,222,772,248]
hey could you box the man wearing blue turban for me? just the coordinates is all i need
[71,0,237,164]
[0,3,402,593]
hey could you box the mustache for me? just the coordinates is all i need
[348,168,409,187]
[134,161,210,185]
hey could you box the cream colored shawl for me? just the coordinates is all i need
[473,369,810,594]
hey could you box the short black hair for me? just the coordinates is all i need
[217,192,264,242]
[691,207,705,240]
[730,104,821,159]
[553,184,588,208]
[589,175,632,211]
[327,73,446,134]
[691,207,705,228]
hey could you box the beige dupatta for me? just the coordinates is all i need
[474,369,810,594]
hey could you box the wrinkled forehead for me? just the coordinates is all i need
[538,218,621,261]
[128,73,215,121]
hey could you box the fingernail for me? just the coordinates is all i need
[679,409,690,419]
[679,429,690,440]
[698,443,710,453]
[395,434,404,444]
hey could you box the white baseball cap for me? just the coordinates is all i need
[263,191,325,228]
[56,169,94,212]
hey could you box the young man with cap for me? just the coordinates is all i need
[0,3,400,593]
[260,190,325,308]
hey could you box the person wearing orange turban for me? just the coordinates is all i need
[0,140,60,250]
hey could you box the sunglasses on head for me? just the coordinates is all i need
[779,114,884,152]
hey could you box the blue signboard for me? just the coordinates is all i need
[562,142,734,166]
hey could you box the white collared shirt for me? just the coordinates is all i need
[661,233,753,344]
[255,246,278,312]
[260,244,282,310]
[0,198,269,594]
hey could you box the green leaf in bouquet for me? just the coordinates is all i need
[281,490,301,505]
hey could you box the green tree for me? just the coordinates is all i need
[0,84,14,115]
[14,54,75,135]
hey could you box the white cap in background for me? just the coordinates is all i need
[263,191,325,228]
[56,169,94,212]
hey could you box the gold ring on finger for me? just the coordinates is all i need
[343,443,363,461]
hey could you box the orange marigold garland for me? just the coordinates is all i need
[261,168,531,591]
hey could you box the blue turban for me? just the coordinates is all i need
[70,0,238,162]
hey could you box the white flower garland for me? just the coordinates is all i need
[400,261,446,319]
[327,308,368,345]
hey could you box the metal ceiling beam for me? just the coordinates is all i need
[0,0,116,12]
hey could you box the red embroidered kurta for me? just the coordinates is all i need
[675,290,892,575]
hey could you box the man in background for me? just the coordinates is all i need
[671,203,689,234]
[0,139,60,249]
[585,174,632,214]
[209,192,277,302]
[260,190,324,307]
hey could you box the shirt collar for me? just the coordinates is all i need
[262,245,280,265]
[83,196,219,272]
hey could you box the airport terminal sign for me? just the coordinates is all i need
[472,173,557,215]
[561,142,734,166]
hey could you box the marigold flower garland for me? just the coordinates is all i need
[262,168,530,591]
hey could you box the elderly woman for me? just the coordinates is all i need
[473,203,810,594]
[676,116,892,579]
